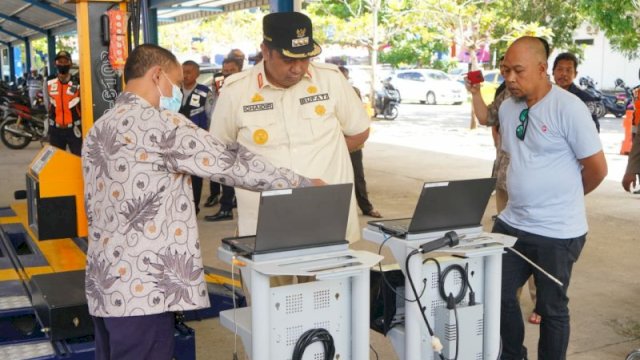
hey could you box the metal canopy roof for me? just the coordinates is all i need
[0,0,76,46]
[0,0,268,47]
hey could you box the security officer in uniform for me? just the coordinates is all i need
[211,12,370,257]
[45,50,81,155]
[179,60,214,214]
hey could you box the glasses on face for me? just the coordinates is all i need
[516,108,529,141]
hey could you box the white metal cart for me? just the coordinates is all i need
[218,245,383,360]
[363,227,516,360]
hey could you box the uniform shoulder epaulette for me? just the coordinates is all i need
[223,70,250,87]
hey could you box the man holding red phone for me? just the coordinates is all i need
[473,36,607,360]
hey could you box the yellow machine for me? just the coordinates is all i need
[26,145,88,240]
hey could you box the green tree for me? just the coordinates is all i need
[494,0,583,56]
[579,0,640,57]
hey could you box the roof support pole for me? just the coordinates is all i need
[25,37,32,73]
[47,30,56,77]
[8,44,16,82]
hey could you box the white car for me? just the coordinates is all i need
[391,69,466,105]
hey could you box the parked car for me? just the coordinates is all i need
[480,69,503,104]
[391,69,465,105]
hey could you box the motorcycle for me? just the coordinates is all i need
[0,101,48,150]
[579,77,633,118]
[374,79,400,120]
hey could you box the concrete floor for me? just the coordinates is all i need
[1,113,639,359]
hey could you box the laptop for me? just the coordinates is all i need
[222,183,352,259]
[368,178,496,239]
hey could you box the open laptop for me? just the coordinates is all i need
[368,178,496,239]
[222,183,352,259]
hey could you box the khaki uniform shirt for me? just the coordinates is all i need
[211,61,370,242]
[82,93,310,317]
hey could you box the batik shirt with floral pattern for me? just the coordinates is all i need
[82,92,311,317]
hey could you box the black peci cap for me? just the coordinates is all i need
[263,12,321,59]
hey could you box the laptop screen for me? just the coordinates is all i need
[253,183,352,253]
[407,178,496,233]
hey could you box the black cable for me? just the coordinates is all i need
[405,249,445,360]
[451,295,460,360]
[377,234,426,303]
[423,258,470,306]
[370,344,379,360]
[465,263,476,306]
[440,264,468,305]
[291,328,335,360]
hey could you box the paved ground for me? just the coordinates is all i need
[0,102,639,359]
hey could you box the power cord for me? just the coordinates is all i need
[422,259,477,360]
[405,249,444,359]
[370,344,379,360]
[377,233,426,303]
[291,328,335,360]
[447,293,460,360]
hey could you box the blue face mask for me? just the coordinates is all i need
[157,72,183,112]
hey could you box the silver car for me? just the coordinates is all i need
[391,69,466,105]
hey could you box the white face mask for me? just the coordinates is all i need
[157,72,183,112]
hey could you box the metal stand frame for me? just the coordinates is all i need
[363,227,514,360]
[218,246,382,360]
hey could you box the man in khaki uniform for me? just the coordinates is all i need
[211,12,370,246]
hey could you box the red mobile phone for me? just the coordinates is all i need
[467,70,484,85]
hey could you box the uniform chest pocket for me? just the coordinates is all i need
[300,99,338,141]
[239,111,282,147]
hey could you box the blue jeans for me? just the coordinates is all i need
[493,219,586,360]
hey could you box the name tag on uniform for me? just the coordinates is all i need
[299,93,329,105]
[243,103,274,112]
[190,94,201,107]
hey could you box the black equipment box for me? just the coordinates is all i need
[30,270,93,341]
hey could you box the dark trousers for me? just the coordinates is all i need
[191,176,202,213]
[493,219,586,360]
[93,312,175,360]
[219,184,235,212]
[350,149,374,214]
[49,127,81,156]
[209,181,221,198]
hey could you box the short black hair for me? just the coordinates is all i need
[124,44,178,83]
[553,52,579,71]
[223,57,243,71]
[182,60,199,70]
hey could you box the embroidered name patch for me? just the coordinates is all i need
[299,93,329,105]
[243,103,274,112]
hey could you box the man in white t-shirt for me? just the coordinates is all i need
[211,12,370,248]
[493,37,607,360]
